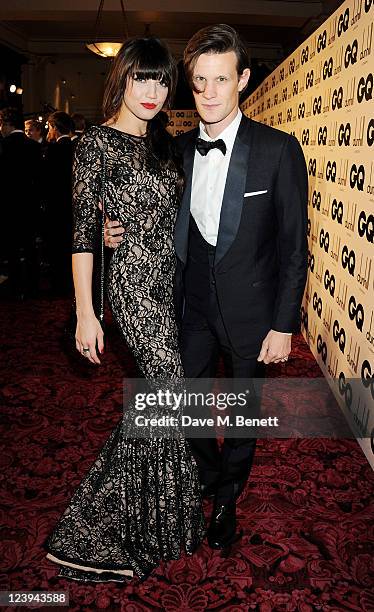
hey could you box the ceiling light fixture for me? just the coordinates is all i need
[86,0,128,58]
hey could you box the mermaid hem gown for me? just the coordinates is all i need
[43,125,206,582]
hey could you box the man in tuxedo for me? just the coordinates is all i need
[104,25,308,550]
[44,111,75,293]
[0,107,42,297]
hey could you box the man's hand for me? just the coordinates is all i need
[98,202,124,248]
[257,330,292,364]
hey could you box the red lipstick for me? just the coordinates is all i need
[141,103,157,109]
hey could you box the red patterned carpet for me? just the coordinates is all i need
[1,295,373,611]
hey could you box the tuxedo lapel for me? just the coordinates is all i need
[174,129,197,264]
[215,116,252,266]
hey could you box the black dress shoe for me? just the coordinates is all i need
[200,482,217,499]
[207,502,243,550]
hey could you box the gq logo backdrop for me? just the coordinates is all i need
[167,110,199,136]
[241,0,374,465]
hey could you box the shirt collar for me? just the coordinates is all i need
[57,134,71,142]
[198,109,242,153]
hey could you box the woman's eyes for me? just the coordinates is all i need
[133,77,167,87]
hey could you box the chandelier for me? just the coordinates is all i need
[86,0,128,58]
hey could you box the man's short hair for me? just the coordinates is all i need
[48,111,74,135]
[25,119,43,132]
[0,107,24,130]
[71,113,86,132]
[183,24,250,87]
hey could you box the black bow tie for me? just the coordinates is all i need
[196,137,226,156]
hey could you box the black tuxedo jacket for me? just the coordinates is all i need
[0,132,42,242]
[174,114,308,358]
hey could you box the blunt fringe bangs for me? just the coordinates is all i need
[103,37,177,121]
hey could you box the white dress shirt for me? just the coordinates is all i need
[191,109,242,246]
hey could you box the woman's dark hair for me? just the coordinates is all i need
[103,37,183,190]
[184,24,250,90]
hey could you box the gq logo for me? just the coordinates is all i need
[332,87,343,110]
[361,360,374,400]
[318,126,327,145]
[341,245,356,275]
[324,269,336,296]
[350,164,365,191]
[333,319,346,353]
[302,129,310,145]
[338,123,351,146]
[313,96,322,115]
[317,30,327,52]
[313,292,322,318]
[348,296,364,331]
[338,372,352,409]
[305,71,314,89]
[292,80,299,96]
[358,211,374,243]
[300,306,308,331]
[331,199,343,223]
[319,228,330,252]
[298,102,305,119]
[344,40,358,69]
[323,58,333,80]
[317,334,327,364]
[337,8,349,36]
[326,161,337,182]
[367,118,374,146]
[308,250,315,272]
[301,46,309,65]
[289,58,295,74]
[357,74,373,103]
[308,159,317,177]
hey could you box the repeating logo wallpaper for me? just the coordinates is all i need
[168,0,374,465]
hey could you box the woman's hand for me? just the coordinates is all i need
[75,313,104,364]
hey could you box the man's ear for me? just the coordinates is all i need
[238,68,251,92]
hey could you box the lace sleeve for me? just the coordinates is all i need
[72,129,103,253]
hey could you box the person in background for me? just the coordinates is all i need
[44,111,75,293]
[25,119,44,144]
[0,107,42,298]
[71,113,86,145]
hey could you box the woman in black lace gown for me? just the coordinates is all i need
[44,37,205,582]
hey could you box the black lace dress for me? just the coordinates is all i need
[43,125,206,582]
